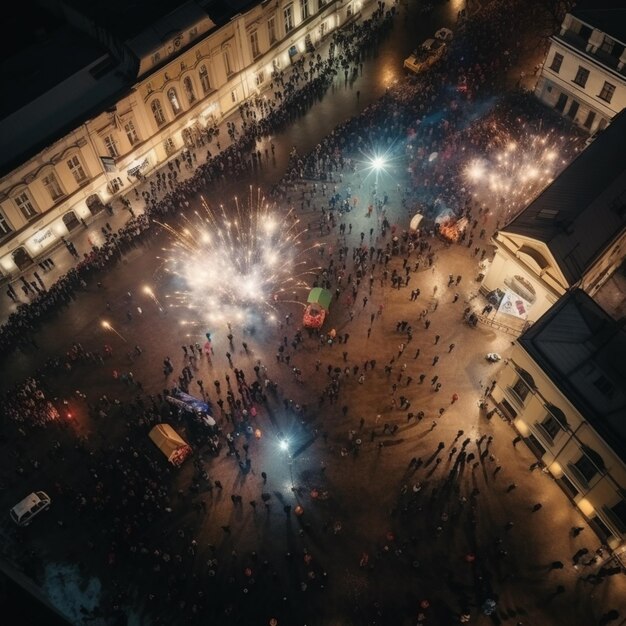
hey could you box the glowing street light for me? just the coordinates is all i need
[279,439,289,451]
[371,156,386,171]
[101,320,127,342]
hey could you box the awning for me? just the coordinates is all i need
[307,287,332,310]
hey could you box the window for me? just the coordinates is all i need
[15,191,38,220]
[554,92,567,112]
[0,211,12,236]
[268,17,277,44]
[250,31,260,58]
[320,21,327,38]
[567,100,579,119]
[231,90,238,104]
[67,155,87,184]
[284,5,294,32]
[609,500,626,531]
[549,52,563,73]
[183,77,196,104]
[163,137,176,156]
[540,415,560,439]
[103,134,119,158]
[42,172,64,201]
[511,377,531,403]
[347,3,353,17]
[255,71,265,86]
[583,110,596,129]
[539,404,568,440]
[124,120,139,146]
[168,88,182,115]
[573,453,599,483]
[598,81,615,103]
[223,49,233,76]
[573,66,590,87]
[300,0,309,20]
[151,100,166,126]
[199,65,211,94]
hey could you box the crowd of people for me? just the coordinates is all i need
[1,0,621,625]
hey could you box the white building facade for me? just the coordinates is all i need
[0,0,366,277]
[491,291,626,554]
[535,9,626,134]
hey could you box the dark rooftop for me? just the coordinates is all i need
[60,0,194,42]
[571,7,626,47]
[502,109,626,285]
[519,289,626,464]
[0,22,108,119]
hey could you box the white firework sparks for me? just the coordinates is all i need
[158,188,315,325]
[462,123,579,221]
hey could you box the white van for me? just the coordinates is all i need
[10,491,51,526]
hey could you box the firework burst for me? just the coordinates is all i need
[462,123,580,221]
[158,188,316,325]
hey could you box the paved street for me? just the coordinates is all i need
[1,1,625,626]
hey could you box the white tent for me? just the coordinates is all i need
[410,213,424,231]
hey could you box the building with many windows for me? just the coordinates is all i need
[535,6,626,134]
[490,289,626,553]
[0,0,365,277]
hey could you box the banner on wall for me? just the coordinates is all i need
[497,289,532,319]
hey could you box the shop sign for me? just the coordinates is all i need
[31,228,54,246]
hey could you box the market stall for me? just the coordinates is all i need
[148,424,192,466]
[303,287,332,329]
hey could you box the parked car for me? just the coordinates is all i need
[404,38,447,74]
[486,353,501,362]
[10,491,51,526]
